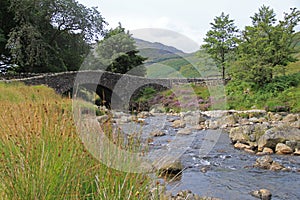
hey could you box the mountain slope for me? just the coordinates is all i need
[134,38,186,64]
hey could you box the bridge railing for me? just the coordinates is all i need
[0,72,45,80]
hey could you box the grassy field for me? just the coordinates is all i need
[0,83,156,200]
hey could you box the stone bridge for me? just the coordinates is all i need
[1,70,224,109]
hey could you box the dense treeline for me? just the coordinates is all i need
[0,0,145,75]
[0,0,106,73]
[202,6,300,87]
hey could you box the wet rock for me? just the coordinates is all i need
[257,125,300,150]
[163,190,220,200]
[151,130,166,137]
[254,155,273,169]
[275,143,293,154]
[158,159,183,178]
[175,190,201,200]
[269,161,285,171]
[250,189,272,200]
[172,120,186,128]
[177,128,193,135]
[254,155,287,171]
[200,167,208,173]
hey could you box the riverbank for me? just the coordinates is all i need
[109,108,300,199]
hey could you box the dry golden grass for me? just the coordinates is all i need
[0,82,154,200]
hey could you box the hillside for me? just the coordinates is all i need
[134,38,186,64]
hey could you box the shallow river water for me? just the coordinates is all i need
[119,114,300,200]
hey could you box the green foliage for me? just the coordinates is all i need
[202,12,239,79]
[226,72,300,112]
[86,24,147,76]
[1,0,106,73]
[232,6,300,86]
[135,86,157,103]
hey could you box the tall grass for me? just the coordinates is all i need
[0,83,154,200]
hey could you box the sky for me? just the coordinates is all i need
[77,0,300,52]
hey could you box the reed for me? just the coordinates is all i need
[0,82,156,200]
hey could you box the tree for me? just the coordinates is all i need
[234,6,300,86]
[202,12,239,79]
[4,0,106,72]
[87,24,147,76]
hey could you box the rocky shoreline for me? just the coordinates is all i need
[96,107,300,200]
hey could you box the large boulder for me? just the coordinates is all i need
[275,143,293,154]
[258,125,300,150]
[229,124,269,145]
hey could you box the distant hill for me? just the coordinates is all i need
[133,38,220,78]
[134,38,186,64]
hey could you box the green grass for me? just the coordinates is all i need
[0,82,156,200]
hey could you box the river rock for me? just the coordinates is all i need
[234,142,252,150]
[269,161,285,171]
[172,120,186,128]
[294,148,300,155]
[257,125,300,150]
[290,120,300,129]
[229,124,268,145]
[151,130,166,137]
[158,159,183,178]
[181,111,207,126]
[282,113,298,123]
[262,147,274,154]
[285,140,298,151]
[254,155,273,169]
[137,111,152,119]
[229,125,252,144]
[165,190,221,200]
[268,112,282,122]
[275,143,293,154]
[207,115,237,129]
[177,128,193,135]
[250,189,272,200]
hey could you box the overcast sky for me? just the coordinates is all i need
[77,0,300,52]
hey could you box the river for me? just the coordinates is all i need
[118,114,300,200]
